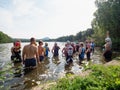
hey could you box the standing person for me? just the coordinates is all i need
[78,43,85,64]
[103,31,112,62]
[75,42,80,55]
[11,40,22,63]
[38,40,44,62]
[44,42,50,57]
[90,40,95,54]
[66,41,73,64]
[71,42,76,55]
[51,42,60,57]
[62,44,67,57]
[22,37,40,69]
[85,40,91,61]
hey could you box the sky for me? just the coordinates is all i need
[0,0,96,39]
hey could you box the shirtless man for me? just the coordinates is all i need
[22,37,40,69]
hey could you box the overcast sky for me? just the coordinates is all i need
[0,0,96,39]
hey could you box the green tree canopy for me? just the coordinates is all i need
[0,31,12,43]
[92,0,120,50]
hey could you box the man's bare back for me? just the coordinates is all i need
[23,44,38,59]
[22,37,40,68]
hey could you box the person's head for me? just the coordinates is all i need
[71,42,74,46]
[39,40,43,45]
[80,43,84,47]
[85,40,88,43]
[13,41,16,46]
[105,38,111,43]
[54,42,57,46]
[30,37,36,45]
[67,40,71,45]
[45,42,48,46]
[14,40,21,49]
[65,43,67,47]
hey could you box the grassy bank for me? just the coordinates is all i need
[46,60,120,90]
[49,65,120,90]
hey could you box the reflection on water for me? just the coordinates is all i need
[0,42,103,90]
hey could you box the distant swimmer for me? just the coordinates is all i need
[22,37,40,69]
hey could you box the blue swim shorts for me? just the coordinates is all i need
[24,58,36,68]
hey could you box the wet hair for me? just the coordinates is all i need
[39,40,43,44]
[30,37,35,42]
[54,42,57,46]
[80,43,84,47]
[45,42,48,46]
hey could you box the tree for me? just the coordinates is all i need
[0,31,12,43]
[92,0,120,50]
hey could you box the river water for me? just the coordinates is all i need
[0,42,103,90]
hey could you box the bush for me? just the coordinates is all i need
[49,65,120,90]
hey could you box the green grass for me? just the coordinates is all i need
[48,65,120,90]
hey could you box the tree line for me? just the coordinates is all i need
[53,0,120,51]
[0,31,12,43]
[92,0,120,51]
[0,0,120,51]
[50,28,94,42]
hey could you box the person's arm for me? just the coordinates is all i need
[11,47,14,54]
[79,47,82,54]
[36,47,40,64]
[42,47,45,56]
[58,46,60,50]
[103,43,109,55]
[48,47,50,52]
[62,48,65,53]
[22,46,25,64]
[38,46,40,56]
[51,47,54,54]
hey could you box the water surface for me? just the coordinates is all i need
[0,42,103,90]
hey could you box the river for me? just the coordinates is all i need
[0,42,103,90]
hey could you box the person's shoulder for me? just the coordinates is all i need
[11,46,14,49]
[24,44,29,47]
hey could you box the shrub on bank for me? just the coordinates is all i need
[49,65,120,90]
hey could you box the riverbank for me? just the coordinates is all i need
[32,58,120,90]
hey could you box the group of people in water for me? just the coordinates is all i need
[10,31,112,70]
[11,38,95,69]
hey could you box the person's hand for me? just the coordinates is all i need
[38,61,41,64]
[22,60,25,64]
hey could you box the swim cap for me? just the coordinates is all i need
[15,41,21,48]
[105,37,111,42]
[67,40,70,44]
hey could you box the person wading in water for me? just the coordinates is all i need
[11,40,22,63]
[103,31,112,62]
[22,37,40,69]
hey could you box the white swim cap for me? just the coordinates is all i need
[105,37,111,42]
[67,40,70,44]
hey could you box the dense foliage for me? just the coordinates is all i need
[0,31,12,43]
[49,65,120,90]
[92,0,120,50]
[53,28,94,42]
